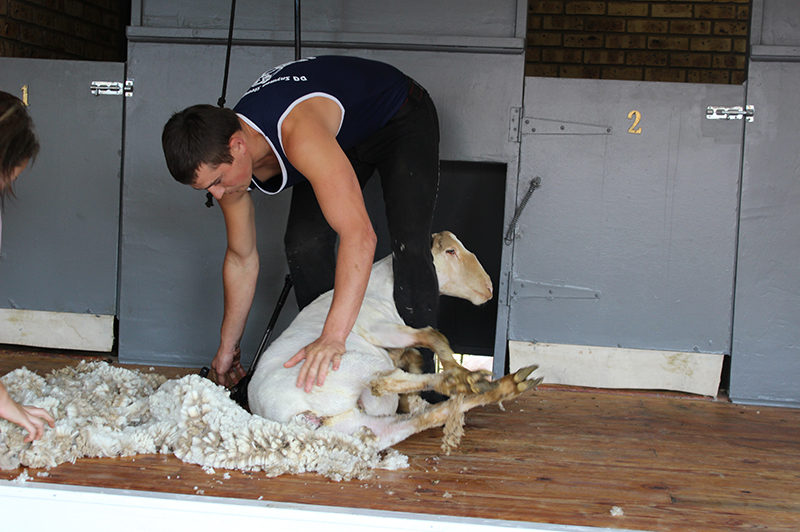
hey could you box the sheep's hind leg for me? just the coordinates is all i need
[364,365,543,451]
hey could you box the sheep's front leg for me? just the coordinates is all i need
[361,323,490,373]
[362,324,492,388]
[362,323,460,367]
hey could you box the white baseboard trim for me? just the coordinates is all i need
[0,308,114,352]
[509,341,723,397]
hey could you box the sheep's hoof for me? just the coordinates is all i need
[473,365,542,404]
[518,376,544,393]
[507,365,543,393]
[510,365,543,392]
[513,364,538,383]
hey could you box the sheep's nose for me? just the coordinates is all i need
[479,278,493,301]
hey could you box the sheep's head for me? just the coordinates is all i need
[432,231,493,305]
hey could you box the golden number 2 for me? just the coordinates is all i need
[21,85,29,106]
[627,110,642,134]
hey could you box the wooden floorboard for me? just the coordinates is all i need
[1,347,799,531]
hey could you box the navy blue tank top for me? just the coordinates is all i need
[233,55,408,195]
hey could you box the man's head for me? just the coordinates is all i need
[0,91,39,198]
[161,104,242,185]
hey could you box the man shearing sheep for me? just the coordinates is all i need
[162,56,442,395]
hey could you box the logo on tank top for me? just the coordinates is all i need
[242,57,314,96]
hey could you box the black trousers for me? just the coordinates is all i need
[284,77,441,373]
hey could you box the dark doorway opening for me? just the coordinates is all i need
[363,160,506,357]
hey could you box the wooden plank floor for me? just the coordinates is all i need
[1,346,799,531]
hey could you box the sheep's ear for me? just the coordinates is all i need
[432,232,443,252]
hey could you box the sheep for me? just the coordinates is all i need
[248,231,542,451]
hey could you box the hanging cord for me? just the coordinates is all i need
[504,176,541,245]
[205,0,238,209]
[294,0,301,60]
[218,0,237,109]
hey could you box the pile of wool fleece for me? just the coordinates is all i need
[0,361,407,481]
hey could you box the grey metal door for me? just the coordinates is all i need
[0,58,124,342]
[729,0,800,407]
[500,77,745,369]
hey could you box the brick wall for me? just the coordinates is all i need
[527,0,751,84]
[2,1,751,82]
[0,0,128,62]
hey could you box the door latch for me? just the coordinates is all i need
[90,80,134,97]
[504,176,542,245]
[706,105,754,122]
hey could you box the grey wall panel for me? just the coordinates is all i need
[730,60,800,407]
[728,0,800,406]
[0,58,123,316]
[508,77,744,356]
[137,0,521,39]
[758,0,800,46]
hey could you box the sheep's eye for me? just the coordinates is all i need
[446,248,456,255]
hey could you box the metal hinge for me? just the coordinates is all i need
[706,105,754,122]
[510,278,601,301]
[520,117,611,136]
[90,80,134,97]
[512,108,612,138]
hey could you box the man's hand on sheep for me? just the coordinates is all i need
[0,382,55,442]
[211,345,247,388]
[284,334,346,392]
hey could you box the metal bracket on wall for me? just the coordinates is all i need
[90,80,134,97]
[706,105,754,122]
[510,278,601,301]
[520,117,612,136]
[508,107,522,142]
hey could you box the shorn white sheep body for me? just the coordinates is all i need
[249,231,541,451]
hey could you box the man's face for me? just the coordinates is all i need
[192,139,252,199]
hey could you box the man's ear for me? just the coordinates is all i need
[228,132,245,155]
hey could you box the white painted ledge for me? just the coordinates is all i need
[509,341,723,397]
[0,482,648,532]
[0,308,114,352]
